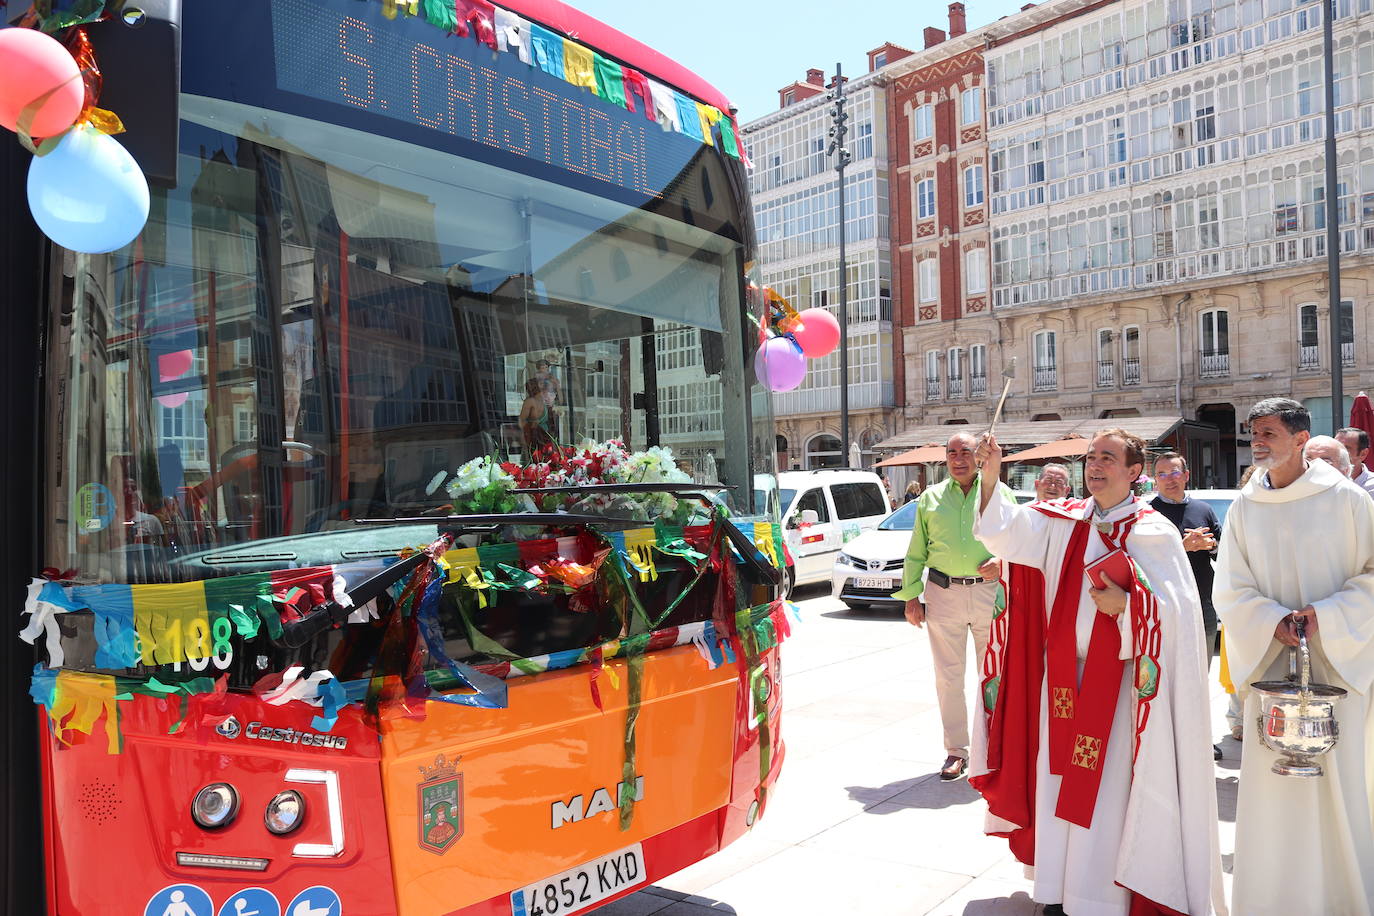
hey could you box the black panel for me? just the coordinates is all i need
[0,126,46,915]
[84,0,182,187]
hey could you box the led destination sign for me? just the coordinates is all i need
[269,0,708,199]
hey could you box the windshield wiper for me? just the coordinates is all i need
[273,548,432,648]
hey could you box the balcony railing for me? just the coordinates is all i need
[1032,365,1057,392]
[1299,344,1320,371]
[947,376,964,398]
[1096,361,1115,388]
[925,378,941,402]
[1199,350,1230,378]
[970,374,988,398]
[1343,340,1355,367]
[1122,357,1141,386]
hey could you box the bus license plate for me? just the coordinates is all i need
[510,843,645,916]
[854,575,894,589]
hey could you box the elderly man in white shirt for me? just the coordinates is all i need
[1337,427,1374,497]
[1307,435,1354,476]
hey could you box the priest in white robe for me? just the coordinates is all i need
[970,429,1224,916]
[1214,397,1374,915]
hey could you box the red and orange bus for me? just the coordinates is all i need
[0,2,786,913]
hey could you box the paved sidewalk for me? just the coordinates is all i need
[601,586,1240,915]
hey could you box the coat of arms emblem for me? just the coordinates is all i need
[417,753,464,854]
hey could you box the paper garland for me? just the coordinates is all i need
[21,514,788,754]
[380,0,750,167]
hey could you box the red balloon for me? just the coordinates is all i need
[792,307,841,358]
[0,28,84,138]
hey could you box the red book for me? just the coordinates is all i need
[1085,548,1133,591]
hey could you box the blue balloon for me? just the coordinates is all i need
[27,125,150,254]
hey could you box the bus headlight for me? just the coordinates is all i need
[191,783,239,829]
[264,789,305,835]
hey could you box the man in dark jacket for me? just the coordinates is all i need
[1149,452,1221,654]
[1149,452,1223,759]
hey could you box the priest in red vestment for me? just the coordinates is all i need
[969,429,1225,916]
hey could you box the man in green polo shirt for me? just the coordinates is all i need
[892,431,1008,780]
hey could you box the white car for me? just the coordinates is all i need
[770,469,893,593]
[1181,488,1239,526]
[829,500,917,610]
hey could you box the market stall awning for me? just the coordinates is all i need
[1005,437,1091,462]
[875,445,947,467]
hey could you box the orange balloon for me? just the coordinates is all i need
[0,28,84,138]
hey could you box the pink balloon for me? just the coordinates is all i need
[156,392,189,409]
[792,307,840,358]
[158,349,194,381]
[0,28,84,138]
[755,336,807,392]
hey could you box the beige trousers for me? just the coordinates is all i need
[923,578,997,759]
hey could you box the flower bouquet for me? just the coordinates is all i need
[445,457,527,515]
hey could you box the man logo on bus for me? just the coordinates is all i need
[417,753,463,854]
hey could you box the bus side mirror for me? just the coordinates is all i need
[85,0,182,188]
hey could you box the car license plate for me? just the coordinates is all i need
[854,575,895,589]
[510,843,645,916]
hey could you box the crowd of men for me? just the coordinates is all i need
[893,399,1374,915]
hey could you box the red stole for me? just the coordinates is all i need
[1046,513,1139,828]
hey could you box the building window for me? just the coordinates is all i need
[947,347,965,398]
[1032,330,1057,391]
[918,258,938,302]
[873,51,888,68]
[234,407,256,443]
[969,345,988,398]
[1096,329,1115,388]
[1341,300,1355,367]
[1299,303,1320,370]
[963,165,985,207]
[1200,309,1230,377]
[917,178,936,219]
[961,87,982,126]
[965,248,987,295]
[914,104,934,141]
[925,350,941,401]
[783,90,795,106]
[1122,326,1141,385]
[1305,302,1358,368]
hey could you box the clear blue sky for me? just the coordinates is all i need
[575,0,1034,122]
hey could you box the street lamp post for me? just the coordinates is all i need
[1324,0,1342,433]
[829,63,853,465]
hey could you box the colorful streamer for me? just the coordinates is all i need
[390,0,745,162]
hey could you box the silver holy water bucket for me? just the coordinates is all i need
[1251,623,1346,778]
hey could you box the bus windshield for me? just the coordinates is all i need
[41,0,775,587]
